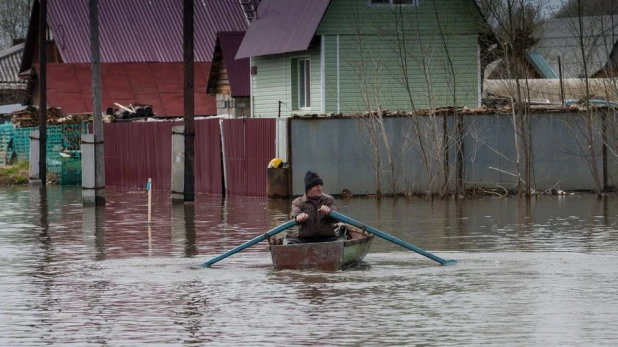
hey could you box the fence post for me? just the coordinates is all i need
[171,125,185,201]
[29,130,42,185]
[81,134,96,204]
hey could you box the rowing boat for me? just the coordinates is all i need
[269,226,374,271]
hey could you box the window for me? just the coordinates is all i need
[297,58,311,109]
[369,0,419,5]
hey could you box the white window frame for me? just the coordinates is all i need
[368,0,420,6]
[297,58,311,110]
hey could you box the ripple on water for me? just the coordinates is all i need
[2,188,618,345]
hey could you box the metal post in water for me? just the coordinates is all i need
[90,0,105,206]
[38,0,47,185]
[147,178,152,224]
[183,0,195,203]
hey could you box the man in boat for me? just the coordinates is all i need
[285,171,346,244]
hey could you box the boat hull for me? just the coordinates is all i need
[269,228,374,271]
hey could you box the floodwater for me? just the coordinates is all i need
[1,186,618,346]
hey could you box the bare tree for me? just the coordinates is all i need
[381,5,465,198]
[554,0,618,18]
[0,0,30,49]
[478,0,546,195]
[549,0,614,195]
[343,7,389,198]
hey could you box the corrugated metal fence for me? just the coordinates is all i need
[222,118,275,197]
[195,119,223,194]
[105,121,178,190]
[104,118,275,196]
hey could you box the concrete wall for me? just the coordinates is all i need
[215,94,250,118]
[289,112,616,196]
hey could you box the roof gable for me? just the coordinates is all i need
[208,32,250,97]
[235,0,331,59]
[236,0,488,59]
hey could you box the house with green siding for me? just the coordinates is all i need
[236,0,489,118]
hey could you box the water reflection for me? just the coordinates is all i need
[28,186,54,345]
[3,187,618,346]
[184,204,197,257]
[265,198,291,224]
[602,195,610,226]
[174,280,206,345]
[172,202,186,255]
[83,206,107,261]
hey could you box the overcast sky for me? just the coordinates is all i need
[544,0,565,16]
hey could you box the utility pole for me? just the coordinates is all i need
[90,0,105,205]
[183,0,195,203]
[38,0,47,184]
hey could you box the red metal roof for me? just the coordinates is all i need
[39,62,215,116]
[235,0,331,59]
[215,31,250,97]
[46,0,248,63]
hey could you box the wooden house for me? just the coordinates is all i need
[483,15,618,104]
[236,0,490,118]
[0,42,27,105]
[535,15,618,79]
[18,0,249,117]
[207,32,251,118]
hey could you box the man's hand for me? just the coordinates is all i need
[295,212,309,223]
[319,205,331,215]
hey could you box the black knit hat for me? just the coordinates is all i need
[304,171,323,192]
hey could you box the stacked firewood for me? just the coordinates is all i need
[10,106,94,128]
[106,103,154,121]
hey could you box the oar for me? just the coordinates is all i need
[330,211,457,266]
[201,219,297,268]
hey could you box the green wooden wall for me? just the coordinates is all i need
[250,0,485,117]
[323,34,480,113]
[251,48,322,118]
[317,0,484,36]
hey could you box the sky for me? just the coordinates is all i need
[544,0,566,16]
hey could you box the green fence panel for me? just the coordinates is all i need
[60,157,82,185]
[8,123,88,184]
[0,123,15,164]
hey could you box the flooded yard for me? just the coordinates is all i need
[1,186,617,346]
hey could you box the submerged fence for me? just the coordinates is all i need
[0,123,88,184]
[104,118,276,196]
[289,111,618,196]
[5,112,618,196]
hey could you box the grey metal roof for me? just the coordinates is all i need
[535,15,618,78]
[235,0,331,59]
[45,0,248,63]
[0,43,26,84]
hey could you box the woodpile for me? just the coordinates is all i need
[106,103,155,121]
[8,102,154,128]
[10,106,94,128]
